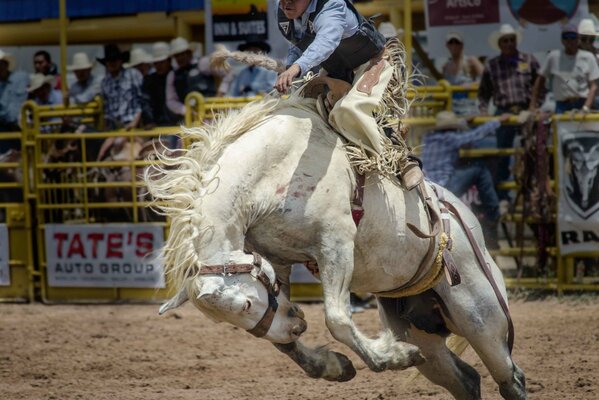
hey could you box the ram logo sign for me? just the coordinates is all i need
[562,134,599,219]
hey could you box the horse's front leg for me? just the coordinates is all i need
[319,243,425,372]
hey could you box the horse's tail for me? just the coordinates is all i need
[210,44,285,73]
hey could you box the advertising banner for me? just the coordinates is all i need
[425,0,589,58]
[0,224,9,286]
[212,0,268,42]
[557,121,599,255]
[45,224,165,288]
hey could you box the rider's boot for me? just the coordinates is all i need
[401,157,424,191]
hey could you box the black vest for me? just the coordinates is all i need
[174,63,217,100]
[277,0,386,82]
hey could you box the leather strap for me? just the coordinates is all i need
[407,181,441,239]
[357,58,385,95]
[441,200,515,353]
[432,185,461,286]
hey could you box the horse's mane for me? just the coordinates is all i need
[145,94,320,291]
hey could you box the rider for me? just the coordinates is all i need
[275,0,422,189]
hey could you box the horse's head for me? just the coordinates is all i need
[160,251,307,344]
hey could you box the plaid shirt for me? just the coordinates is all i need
[421,120,500,187]
[101,68,143,127]
[478,52,540,112]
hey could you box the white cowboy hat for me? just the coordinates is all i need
[430,111,467,132]
[151,41,170,62]
[378,22,402,40]
[124,48,152,68]
[578,18,598,36]
[488,24,522,51]
[0,49,16,71]
[446,31,464,43]
[170,37,191,56]
[28,73,54,93]
[67,52,94,71]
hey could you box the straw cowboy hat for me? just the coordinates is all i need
[0,49,16,71]
[97,44,130,65]
[488,24,522,51]
[67,52,94,71]
[124,48,152,68]
[151,42,170,62]
[431,111,467,132]
[578,18,598,36]
[28,73,54,93]
[170,37,191,56]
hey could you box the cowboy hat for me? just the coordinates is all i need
[67,52,94,71]
[488,24,522,51]
[151,41,171,63]
[446,31,464,43]
[378,22,402,40]
[430,111,467,132]
[0,49,16,71]
[28,73,54,93]
[170,37,191,56]
[237,36,271,53]
[124,48,152,68]
[97,44,130,65]
[578,18,598,36]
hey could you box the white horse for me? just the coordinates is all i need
[147,96,527,399]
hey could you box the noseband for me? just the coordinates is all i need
[198,253,280,338]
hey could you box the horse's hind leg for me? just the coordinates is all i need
[378,296,481,400]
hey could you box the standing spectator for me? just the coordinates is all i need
[228,39,277,97]
[421,111,510,249]
[442,32,484,85]
[478,24,541,199]
[125,48,153,78]
[33,50,61,90]
[0,50,28,133]
[530,23,599,114]
[578,19,599,110]
[142,42,178,128]
[97,44,143,131]
[67,52,101,105]
[166,37,217,119]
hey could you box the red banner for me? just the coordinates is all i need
[427,0,500,27]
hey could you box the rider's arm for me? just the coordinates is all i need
[454,120,501,148]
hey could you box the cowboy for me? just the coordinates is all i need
[98,44,143,131]
[530,23,599,114]
[421,111,511,249]
[228,38,277,97]
[0,49,28,133]
[68,52,101,105]
[142,42,178,129]
[577,19,599,110]
[478,24,541,200]
[125,48,153,77]
[166,37,218,118]
[28,73,62,106]
[33,50,61,90]
[275,0,422,189]
[442,32,484,86]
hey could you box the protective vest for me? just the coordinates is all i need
[277,0,386,82]
[174,63,216,101]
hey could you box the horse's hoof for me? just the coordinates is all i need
[332,351,356,382]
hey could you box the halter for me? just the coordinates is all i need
[198,253,280,338]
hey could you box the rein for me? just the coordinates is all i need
[199,253,280,338]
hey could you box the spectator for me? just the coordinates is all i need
[442,32,484,85]
[530,23,599,114]
[28,73,62,106]
[67,52,101,105]
[228,39,277,97]
[142,42,178,128]
[478,24,541,200]
[421,111,510,249]
[33,50,61,90]
[97,44,143,131]
[578,19,599,110]
[166,37,217,118]
[0,49,28,133]
[125,48,153,77]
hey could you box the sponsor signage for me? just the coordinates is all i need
[212,0,268,42]
[45,224,165,288]
[557,122,599,255]
[0,224,9,286]
[427,0,500,27]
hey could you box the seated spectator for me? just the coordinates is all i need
[68,52,101,105]
[33,50,61,90]
[530,23,599,114]
[125,48,153,77]
[421,111,510,249]
[28,73,62,106]
[166,37,219,119]
[0,49,28,134]
[142,42,178,128]
[442,32,484,85]
[228,39,277,97]
[97,44,143,132]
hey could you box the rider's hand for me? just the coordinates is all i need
[275,64,301,93]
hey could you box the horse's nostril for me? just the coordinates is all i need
[294,305,305,319]
[291,322,307,337]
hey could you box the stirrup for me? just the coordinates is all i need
[401,160,424,191]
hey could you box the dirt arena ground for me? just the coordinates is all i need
[1,296,597,400]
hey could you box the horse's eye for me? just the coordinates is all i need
[243,300,252,312]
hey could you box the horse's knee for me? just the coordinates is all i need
[324,307,352,338]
